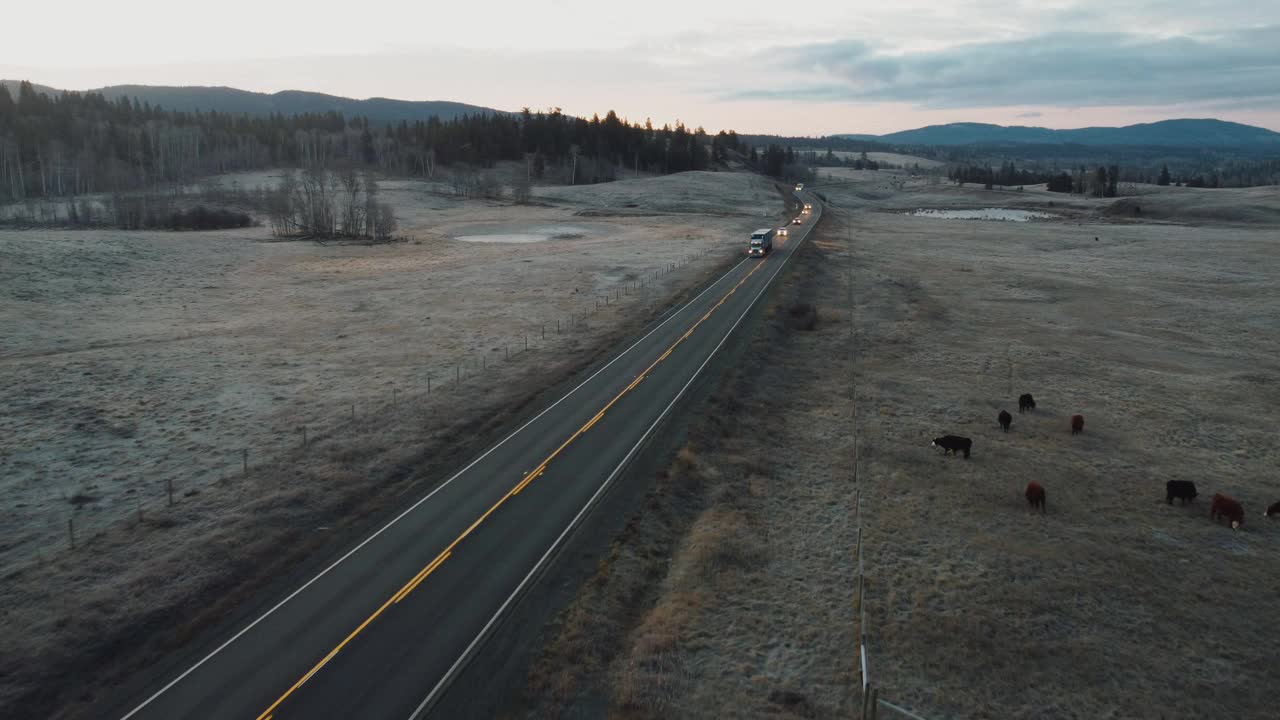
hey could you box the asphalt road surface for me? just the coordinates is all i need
[117,192,823,720]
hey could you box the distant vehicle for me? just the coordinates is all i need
[748,228,774,257]
[791,216,803,225]
[803,203,813,212]
[777,226,789,236]
[795,183,804,191]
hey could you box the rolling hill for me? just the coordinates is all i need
[1,80,504,124]
[836,119,1280,148]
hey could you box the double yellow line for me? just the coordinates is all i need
[256,258,768,719]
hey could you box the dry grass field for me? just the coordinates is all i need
[0,170,788,718]
[836,177,1280,718]
[518,173,1280,719]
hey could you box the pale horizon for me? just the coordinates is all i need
[5,0,1280,136]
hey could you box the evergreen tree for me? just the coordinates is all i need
[0,84,726,202]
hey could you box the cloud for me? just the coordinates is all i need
[1017,111,1043,118]
[730,26,1280,110]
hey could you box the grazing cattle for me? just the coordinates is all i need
[1166,480,1198,505]
[1025,482,1046,513]
[998,410,1012,432]
[1018,394,1036,413]
[1210,493,1245,531]
[931,435,972,459]
[1070,414,1085,435]
[1265,501,1280,519]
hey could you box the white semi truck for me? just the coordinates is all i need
[748,228,775,257]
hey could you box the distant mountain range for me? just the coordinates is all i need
[6,81,1278,148]
[836,120,1280,148]
[1,80,503,124]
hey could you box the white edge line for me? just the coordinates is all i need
[408,197,820,719]
[118,255,749,720]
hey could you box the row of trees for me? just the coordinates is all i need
[950,162,1054,188]
[1043,165,1122,196]
[1156,164,1228,188]
[264,169,396,240]
[0,189,253,230]
[750,144,816,182]
[948,161,1137,197]
[939,142,1280,189]
[0,81,726,204]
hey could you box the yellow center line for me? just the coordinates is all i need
[391,551,452,604]
[256,257,768,719]
[512,468,544,496]
[396,551,452,602]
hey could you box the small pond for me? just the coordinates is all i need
[453,224,587,243]
[905,208,1057,222]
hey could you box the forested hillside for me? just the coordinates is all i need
[87,85,500,125]
[0,81,730,203]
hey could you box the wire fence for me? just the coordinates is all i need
[847,215,932,720]
[16,244,733,571]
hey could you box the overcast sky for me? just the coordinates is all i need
[4,0,1279,135]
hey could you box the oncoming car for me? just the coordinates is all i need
[791,216,803,225]
[777,226,789,236]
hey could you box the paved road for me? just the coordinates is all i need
[118,192,823,720]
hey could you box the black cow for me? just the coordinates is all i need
[1166,480,1198,505]
[998,410,1012,432]
[1265,501,1280,519]
[932,435,972,459]
[1019,394,1036,413]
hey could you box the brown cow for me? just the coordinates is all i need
[1070,414,1084,435]
[1025,482,1046,514]
[1210,493,1244,530]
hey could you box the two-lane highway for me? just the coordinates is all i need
[118,192,823,720]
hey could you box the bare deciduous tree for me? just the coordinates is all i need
[267,168,397,242]
[510,169,532,204]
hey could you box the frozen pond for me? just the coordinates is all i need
[453,224,587,243]
[906,208,1057,222]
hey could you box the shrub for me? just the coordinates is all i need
[786,302,819,331]
[165,205,254,230]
